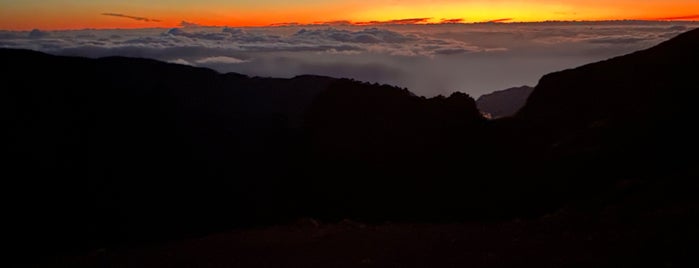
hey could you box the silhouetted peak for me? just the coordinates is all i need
[440,92,480,117]
[28,29,49,39]
[447,91,472,101]
[222,72,249,79]
[518,27,699,127]
[166,28,185,35]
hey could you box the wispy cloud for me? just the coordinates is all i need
[195,56,248,64]
[101,13,161,23]
[441,18,464,24]
[356,18,431,25]
[487,18,513,23]
[652,14,699,21]
[316,20,353,26]
[269,22,301,27]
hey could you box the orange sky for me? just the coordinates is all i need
[1,0,698,30]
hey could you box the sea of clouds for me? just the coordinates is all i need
[1,21,696,97]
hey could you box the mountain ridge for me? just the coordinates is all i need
[3,47,488,257]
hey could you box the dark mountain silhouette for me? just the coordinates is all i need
[516,27,699,181]
[476,86,533,119]
[2,49,338,256]
[2,48,490,258]
[4,27,699,267]
[520,28,699,126]
[478,29,699,227]
[302,82,490,220]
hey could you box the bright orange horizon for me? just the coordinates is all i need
[1,0,698,30]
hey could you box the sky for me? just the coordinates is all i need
[1,0,699,30]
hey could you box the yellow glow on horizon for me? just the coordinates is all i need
[348,1,699,23]
[350,3,575,23]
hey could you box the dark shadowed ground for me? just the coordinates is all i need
[46,177,699,268]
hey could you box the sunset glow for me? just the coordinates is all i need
[1,0,698,30]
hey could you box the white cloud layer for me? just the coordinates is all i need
[195,56,248,64]
[1,22,697,97]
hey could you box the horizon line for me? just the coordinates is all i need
[3,19,699,32]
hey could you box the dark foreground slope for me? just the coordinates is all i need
[2,49,489,258]
[3,49,334,254]
[515,27,699,183]
[484,29,699,240]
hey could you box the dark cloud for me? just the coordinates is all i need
[317,20,353,26]
[434,48,471,55]
[487,18,513,23]
[357,18,431,25]
[101,13,161,23]
[653,15,699,21]
[441,18,464,24]
[269,22,301,27]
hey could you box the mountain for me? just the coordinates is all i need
[476,86,534,119]
[1,48,487,257]
[519,28,699,126]
[2,48,335,256]
[516,27,699,180]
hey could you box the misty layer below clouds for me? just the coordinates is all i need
[1,22,696,97]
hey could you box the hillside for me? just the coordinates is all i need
[515,27,699,181]
[2,48,487,259]
[477,86,534,119]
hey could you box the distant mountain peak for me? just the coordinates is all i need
[476,86,534,119]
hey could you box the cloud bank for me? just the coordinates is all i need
[1,21,696,97]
